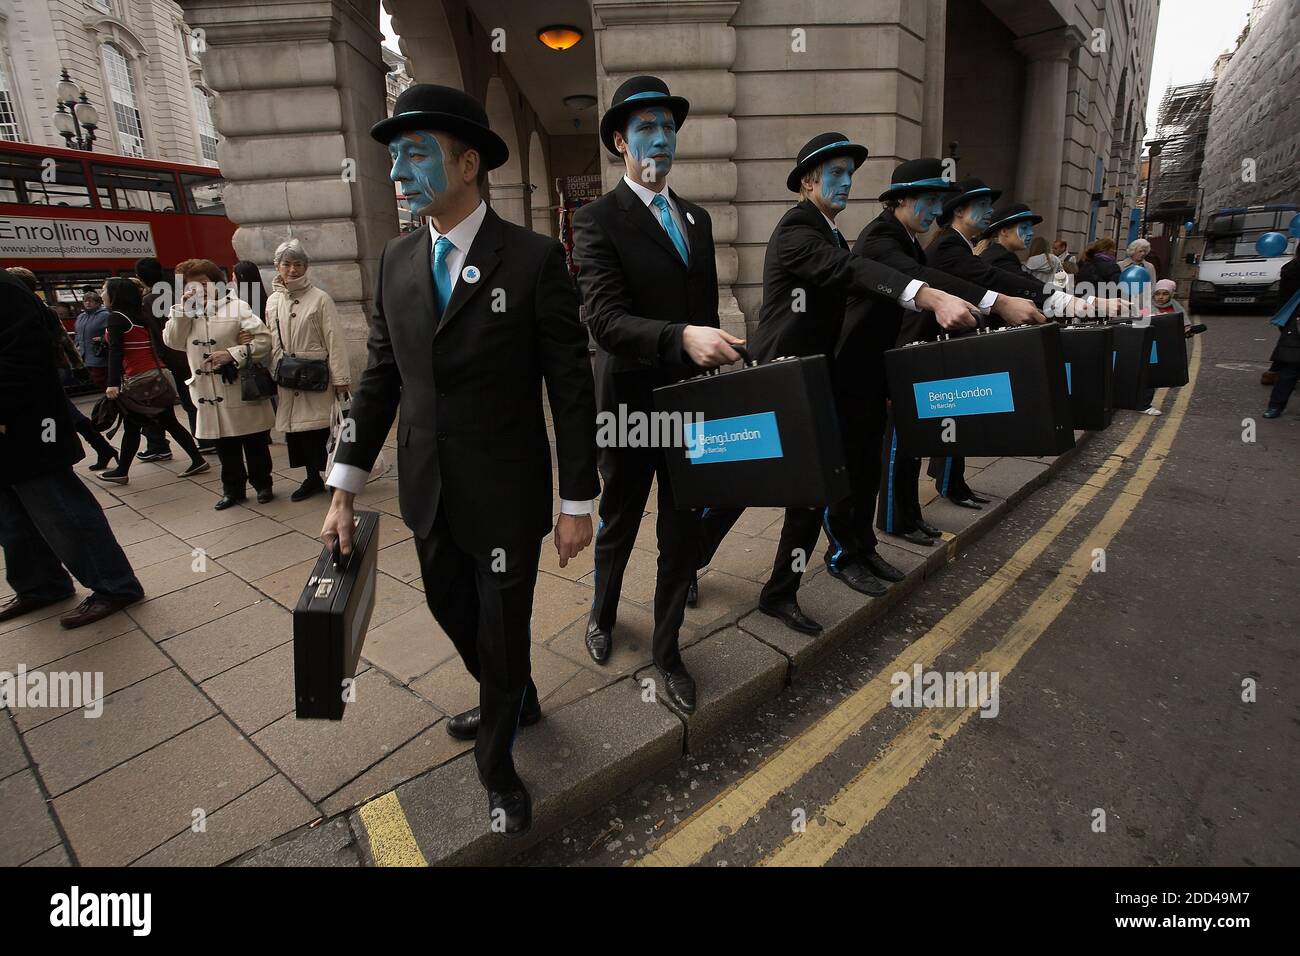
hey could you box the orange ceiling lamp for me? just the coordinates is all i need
[537,25,584,51]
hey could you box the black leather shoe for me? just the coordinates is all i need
[59,594,137,629]
[447,703,542,741]
[861,551,905,582]
[658,667,697,714]
[214,494,246,511]
[256,488,274,504]
[686,573,698,608]
[759,599,822,635]
[0,592,72,623]
[916,519,943,538]
[949,496,983,510]
[827,561,887,597]
[290,476,325,502]
[88,453,117,472]
[964,491,991,505]
[896,529,936,547]
[585,619,612,664]
[488,786,532,836]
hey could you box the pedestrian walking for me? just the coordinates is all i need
[163,258,276,509]
[0,270,144,629]
[73,290,111,390]
[94,277,209,486]
[136,256,205,450]
[260,239,352,501]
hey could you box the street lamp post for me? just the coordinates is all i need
[51,69,99,151]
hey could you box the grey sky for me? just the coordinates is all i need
[1145,0,1254,134]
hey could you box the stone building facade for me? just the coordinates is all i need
[169,0,1158,373]
[0,0,217,163]
[1198,0,1299,215]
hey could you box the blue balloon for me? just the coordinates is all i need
[1289,213,1300,239]
[1119,264,1151,286]
[1184,220,1194,234]
[1256,231,1288,257]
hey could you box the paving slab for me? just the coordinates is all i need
[252,668,439,802]
[683,568,763,637]
[377,542,422,585]
[969,455,1054,500]
[219,531,326,582]
[199,641,307,735]
[119,533,196,572]
[530,571,596,641]
[135,774,319,867]
[635,626,788,748]
[12,628,172,731]
[547,601,663,678]
[102,508,168,547]
[0,593,81,637]
[252,557,319,608]
[164,599,291,683]
[24,667,216,796]
[189,516,291,559]
[320,720,471,817]
[0,770,62,866]
[235,816,361,867]
[22,844,71,867]
[0,608,138,672]
[363,677,682,866]
[361,605,459,684]
[0,713,27,779]
[53,715,276,867]
[127,572,263,641]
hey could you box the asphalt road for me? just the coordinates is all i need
[520,312,1300,867]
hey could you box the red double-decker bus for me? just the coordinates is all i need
[0,140,237,322]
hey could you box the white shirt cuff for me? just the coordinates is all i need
[898,279,926,312]
[325,463,368,495]
[560,499,594,516]
[978,290,998,315]
[1044,290,1076,318]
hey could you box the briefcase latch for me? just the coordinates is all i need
[312,577,336,599]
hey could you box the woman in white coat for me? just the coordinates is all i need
[258,239,352,501]
[162,258,276,510]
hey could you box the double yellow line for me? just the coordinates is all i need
[640,338,1200,867]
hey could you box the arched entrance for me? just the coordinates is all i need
[528,131,553,237]
[483,76,527,226]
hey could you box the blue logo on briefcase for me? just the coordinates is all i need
[684,411,784,464]
[1065,362,1073,395]
[1150,341,1159,364]
[913,372,1015,419]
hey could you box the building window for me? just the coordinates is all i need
[90,1,114,14]
[192,87,218,163]
[0,55,21,141]
[101,43,145,157]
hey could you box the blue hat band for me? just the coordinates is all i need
[888,176,951,191]
[990,211,1036,228]
[954,187,992,202]
[800,139,854,167]
[624,90,671,104]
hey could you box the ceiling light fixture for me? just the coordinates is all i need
[537,25,584,51]
[563,94,597,110]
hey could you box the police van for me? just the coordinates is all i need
[1190,204,1297,312]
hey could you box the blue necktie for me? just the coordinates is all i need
[652,194,690,266]
[432,236,453,316]
[832,227,844,248]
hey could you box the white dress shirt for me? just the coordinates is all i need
[622,175,692,255]
[326,200,593,517]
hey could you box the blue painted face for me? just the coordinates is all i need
[819,157,855,212]
[912,192,947,232]
[968,196,995,230]
[1016,221,1035,245]
[623,107,677,182]
[389,131,449,217]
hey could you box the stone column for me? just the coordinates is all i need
[1013,25,1085,245]
[920,0,947,158]
[591,0,745,340]
[179,0,397,381]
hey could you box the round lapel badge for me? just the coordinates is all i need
[461,265,480,284]
[686,212,695,226]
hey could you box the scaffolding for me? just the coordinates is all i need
[1145,79,1215,223]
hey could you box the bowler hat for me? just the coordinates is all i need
[599,75,690,158]
[878,158,961,201]
[370,84,509,172]
[938,177,1003,225]
[982,200,1043,238]
[786,132,869,193]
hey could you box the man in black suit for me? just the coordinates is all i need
[574,76,743,715]
[926,189,1116,506]
[0,270,144,629]
[697,137,983,632]
[320,85,599,836]
[831,161,1044,548]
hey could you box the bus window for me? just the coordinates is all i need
[0,153,93,207]
[92,163,179,213]
[180,173,227,215]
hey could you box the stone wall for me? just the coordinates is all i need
[1199,0,1300,214]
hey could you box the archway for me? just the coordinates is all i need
[384,0,463,88]
[484,76,527,226]
[528,130,553,237]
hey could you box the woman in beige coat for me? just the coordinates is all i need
[162,257,276,510]
[260,239,352,501]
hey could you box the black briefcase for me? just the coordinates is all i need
[886,323,1074,458]
[1110,323,1153,409]
[293,511,380,720]
[653,353,849,509]
[1145,313,1189,388]
[1059,324,1115,430]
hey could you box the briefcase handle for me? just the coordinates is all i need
[331,541,350,571]
[938,311,989,342]
[704,344,755,375]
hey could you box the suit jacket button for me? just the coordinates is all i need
[437,433,447,440]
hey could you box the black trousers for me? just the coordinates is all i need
[824,386,889,566]
[590,444,700,674]
[1268,361,1300,409]
[926,455,973,500]
[214,431,272,497]
[415,506,542,791]
[877,416,924,536]
[699,504,820,605]
[117,406,203,473]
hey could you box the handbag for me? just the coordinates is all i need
[239,348,278,401]
[115,313,179,410]
[271,310,330,391]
